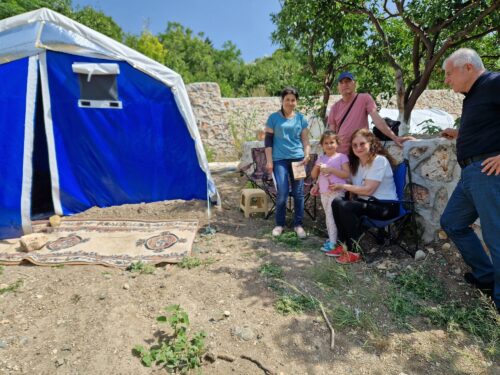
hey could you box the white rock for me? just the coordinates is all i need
[19,233,48,252]
[414,250,427,261]
[442,243,451,251]
[123,283,130,290]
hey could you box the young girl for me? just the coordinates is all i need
[311,130,350,254]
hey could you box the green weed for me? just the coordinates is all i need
[275,294,318,315]
[420,300,500,357]
[386,287,419,320]
[332,305,377,332]
[259,262,284,279]
[394,267,444,302]
[309,260,352,288]
[127,261,156,274]
[177,257,202,269]
[177,257,215,269]
[134,304,206,373]
[273,231,301,249]
[0,279,23,295]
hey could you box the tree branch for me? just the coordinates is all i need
[428,0,484,34]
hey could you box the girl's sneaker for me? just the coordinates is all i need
[320,240,334,252]
[324,245,345,257]
[335,251,361,264]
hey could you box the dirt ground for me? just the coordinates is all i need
[0,164,498,375]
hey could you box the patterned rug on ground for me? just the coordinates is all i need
[0,219,198,268]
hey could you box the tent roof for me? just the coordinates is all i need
[0,8,217,200]
[0,8,181,88]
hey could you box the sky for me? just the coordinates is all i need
[73,0,282,62]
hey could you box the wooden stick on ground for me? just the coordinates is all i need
[240,354,276,375]
[275,278,335,350]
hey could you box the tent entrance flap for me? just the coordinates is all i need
[31,77,54,219]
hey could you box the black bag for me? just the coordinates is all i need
[373,117,400,141]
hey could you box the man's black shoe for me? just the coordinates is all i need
[464,272,494,297]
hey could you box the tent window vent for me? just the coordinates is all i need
[72,63,122,109]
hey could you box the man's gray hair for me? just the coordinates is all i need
[443,48,485,70]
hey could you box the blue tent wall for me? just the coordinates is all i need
[0,58,30,239]
[44,51,207,215]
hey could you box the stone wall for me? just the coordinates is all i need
[186,83,238,161]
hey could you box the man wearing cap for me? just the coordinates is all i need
[439,48,500,313]
[327,71,410,154]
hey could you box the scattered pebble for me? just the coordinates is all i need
[438,230,448,240]
[414,250,426,261]
[223,311,231,317]
[442,243,451,251]
[0,339,7,349]
[233,326,255,341]
[123,283,130,290]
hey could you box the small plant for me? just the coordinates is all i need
[177,257,202,269]
[394,267,444,302]
[127,261,156,274]
[134,304,206,373]
[259,262,284,279]
[272,231,301,249]
[309,260,352,288]
[0,279,23,295]
[203,145,215,163]
[420,299,500,357]
[416,119,441,135]
[332,305,376,332]
[275,294,318,315]
[386,287,419,320]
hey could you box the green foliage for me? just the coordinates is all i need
[0,279,23,295]
[177,257,211,269]
[394,267,444,302]
[127,261,156,275]
[309,260,352,288]
[125,31,166,63]
[275,294,318,315]
[332,305,376,331]
[420,300,500,356]
[0,0,72,19]
[415,119,442,135]
[72,6,123,41]
[134,304,206,372]
[228,109,259,157]
[272,231,302,249]
[259,262,284,279]
[203,145,215,163]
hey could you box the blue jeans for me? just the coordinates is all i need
[273,159,304,227]
[440,160,500,308]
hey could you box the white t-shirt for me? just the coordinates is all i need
[351,155,397,200]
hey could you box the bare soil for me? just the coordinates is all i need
[0,164,498,375]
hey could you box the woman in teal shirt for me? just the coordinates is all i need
[264,87,310,238]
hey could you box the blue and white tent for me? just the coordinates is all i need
[0,8,218,240]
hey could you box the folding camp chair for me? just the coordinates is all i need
[360,159,418,258]
[239,148,318,220]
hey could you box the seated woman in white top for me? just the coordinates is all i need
[327,129,399,263]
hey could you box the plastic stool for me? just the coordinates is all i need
[240,188,268,218]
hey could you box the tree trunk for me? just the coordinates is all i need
[395,68,409,134]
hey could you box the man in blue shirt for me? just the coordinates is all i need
[440,48,500,313]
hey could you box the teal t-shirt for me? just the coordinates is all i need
[266,111,308,161]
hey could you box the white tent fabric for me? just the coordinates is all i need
[370,108,455,134]
[0,8,217,199]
